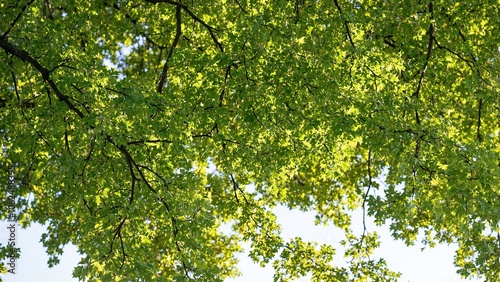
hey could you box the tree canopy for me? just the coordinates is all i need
[1,0,499,280]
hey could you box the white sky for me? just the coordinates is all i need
[0,207,483,282]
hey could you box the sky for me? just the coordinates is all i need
[0,206,483,282]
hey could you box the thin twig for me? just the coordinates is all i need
[230,174,249,205]
[362,150,372,239]
[233,0,248,14]
[333,0,355,47]
[127,139,173,145]
[477,98,483,142]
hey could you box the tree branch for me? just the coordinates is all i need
[477,98,483,142]
[412,1,434,99]
[233,0,248,14]
[157,5,182,94]
[2,37,187,270]
[0,37,86,118]
[230,174,249,205]
[334,0,355,47]
[362,149,372,240]
[109,216,129,269]
[123,149,138,205]
[1,0,35,38]
[108,136,192,278]
[145,0,223,52]
[127,139,173,145]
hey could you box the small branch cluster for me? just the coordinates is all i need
[146,0,224,94]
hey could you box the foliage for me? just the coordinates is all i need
[0,0,499,280]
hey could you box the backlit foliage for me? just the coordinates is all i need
[0,0,499,280]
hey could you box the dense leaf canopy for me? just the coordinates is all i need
[1,0,499,280]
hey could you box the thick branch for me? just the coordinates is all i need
[2,0,35,37]
[0,37,85,118]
